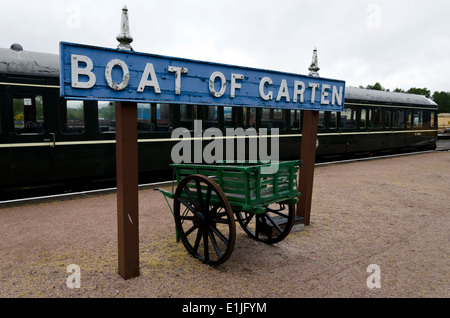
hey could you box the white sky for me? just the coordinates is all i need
[1,0,449,94]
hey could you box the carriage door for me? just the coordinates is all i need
[9,88,53,186]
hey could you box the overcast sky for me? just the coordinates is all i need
[1,0,449,94]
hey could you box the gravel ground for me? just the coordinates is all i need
[0,151,448,298]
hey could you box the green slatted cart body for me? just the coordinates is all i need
[156,160,302,265]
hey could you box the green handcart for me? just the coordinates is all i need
[156,160,302,266]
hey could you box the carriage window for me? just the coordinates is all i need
[244,107,256,129]
[384,110,392,128]
[98,101,116,133]
[155,103,172,131]
[406,111,412,128]
[61,100,85,134]
[430,111,435,128]
[368,107,382,128]
[413,110,424,128]
[14,95,44,135]
[393,109,406,128]
[318,111,325,130]
[260,108,284,130]
[203,105,218,129]
[326,111,337,129]
[261,109,271,123]
[360,109,367,128]
[339,107,356,129]
[180,104,197,130]
[273,109,284,129]
[290,110,301,130]
[137,103,152,132]
[137,103,172,132]
[223,106,235,128]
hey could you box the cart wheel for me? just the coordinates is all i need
[235,203,295,244]
[173,174,236,266]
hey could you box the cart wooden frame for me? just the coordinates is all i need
[157,160,302,265]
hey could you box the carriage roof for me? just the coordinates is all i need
[0,46,59,77]
[345,86,437,107]
[0,45,438,108]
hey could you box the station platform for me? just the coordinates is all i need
[0,151,449,298]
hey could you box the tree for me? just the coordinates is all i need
[407,87,431,98]
[394,88,405,93]
[98,102,116,120]
[365,82,385,91]
[432,91,450,113]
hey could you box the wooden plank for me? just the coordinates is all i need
[296,110,319,226]
[116,101,140,280]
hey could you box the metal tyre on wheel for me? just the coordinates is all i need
[173,174,236,266]
[235,203,295,244]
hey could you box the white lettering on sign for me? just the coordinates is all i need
[259,77,273,101]
[71,54,96,89]
[332,86,343,106]
[209,71,227,98]
[293,81,305,103]
[137,63,161,93]
[67,53,344,108]
[276,79,290,102]
[309,83,320,104]
[168,66,188,95]
[321,84,330,105]
[105,59,130,91]
[230,73,244,98]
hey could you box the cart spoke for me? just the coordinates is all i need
[211,218,231,224]
[193,227,203,254]
[203,230,209,262]
[183,223,198,240]
[178,215,195,221]
[215,211,228,218]
[211,211,231,224]
[177,197,196,214]
[207,229,223,260]
[209,224,229,245]
[265,213,283,234]
[254,215,261,237]
[210,203,221,214]
[244,213,255,227]
[183,185,200,210]
[261,215,272,240]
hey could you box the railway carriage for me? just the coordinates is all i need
[0,45,438,198]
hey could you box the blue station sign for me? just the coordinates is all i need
[60,42,345,111]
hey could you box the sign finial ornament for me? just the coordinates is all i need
[308,47,320,77]
[116,6,134,51]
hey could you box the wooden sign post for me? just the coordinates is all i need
[115,7,140,280]
[297,48,322,226]
[297,110,319,226]
[115,101,140,279]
